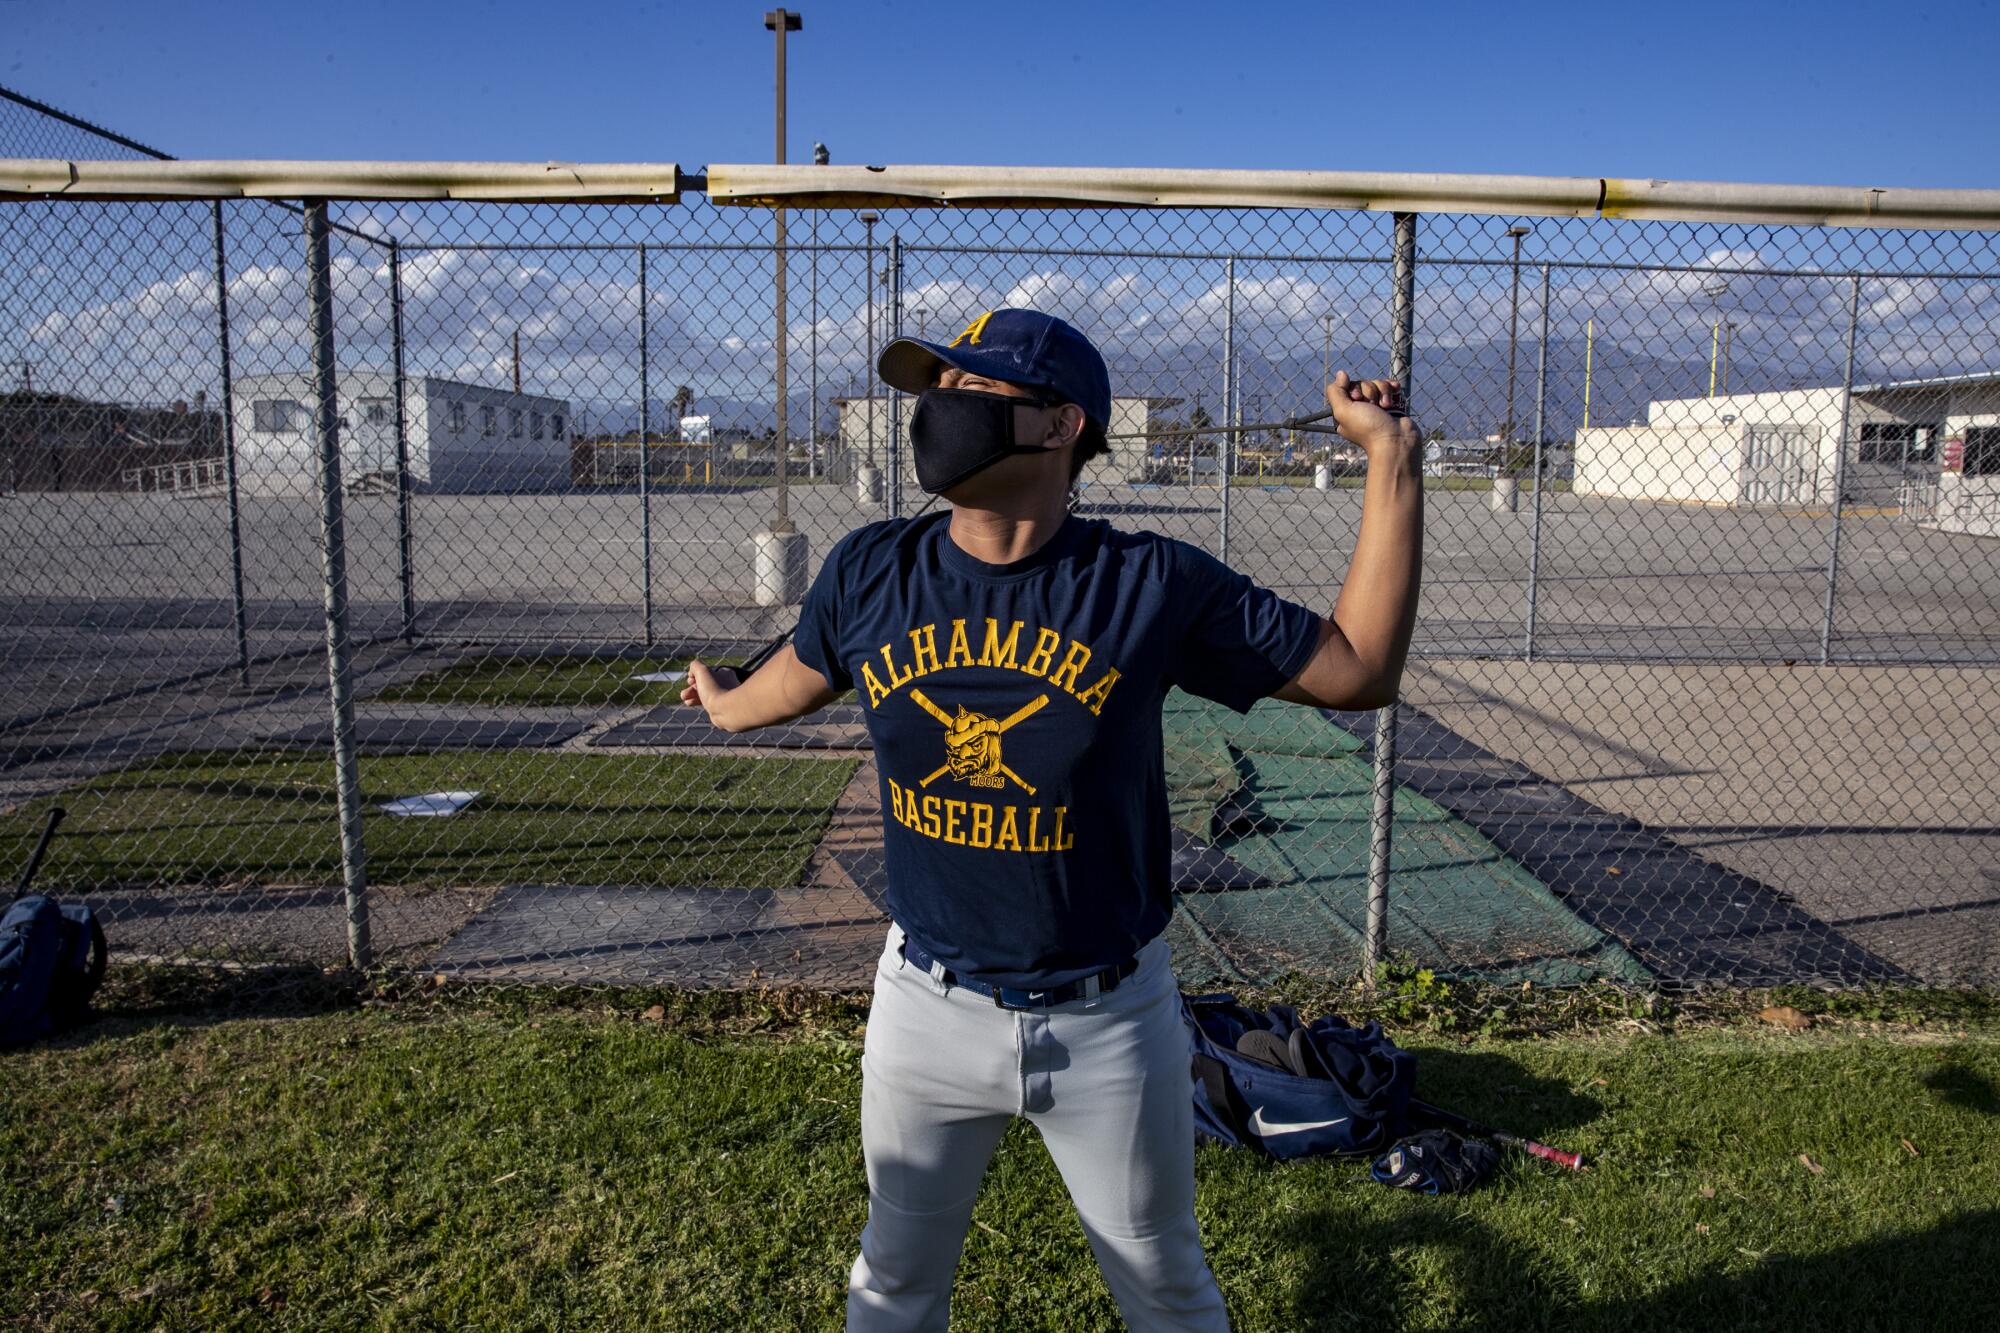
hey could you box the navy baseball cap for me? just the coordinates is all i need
[878,307,1113,439]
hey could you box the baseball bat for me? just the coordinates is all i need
[1409,1097,1585,1171]
[1102,393,1408,443]
[11,806,65,901]
[735,629,793,678]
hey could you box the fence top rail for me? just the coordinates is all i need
[705,163,2000,231]
[5,158,2000,230]
[0,159,683,202]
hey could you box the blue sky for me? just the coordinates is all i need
[5,0,2000,187]
[9,0,2000,434]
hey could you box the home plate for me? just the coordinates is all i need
[378,790,481,817]
[633,670,686,682]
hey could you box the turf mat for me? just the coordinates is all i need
[1162,693,1650,987]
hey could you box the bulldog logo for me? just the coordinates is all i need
[910,688,1047,795]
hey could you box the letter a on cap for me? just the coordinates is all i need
[951,311,993,347]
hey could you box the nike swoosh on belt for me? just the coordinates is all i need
[1247,1107,1350,1137]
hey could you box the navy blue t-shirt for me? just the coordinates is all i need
[792,512,1321,989]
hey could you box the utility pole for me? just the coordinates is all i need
[512,327,522,395]
[756,8,807,604]
[1504,225,1530,443]
[1322,312,1336,384]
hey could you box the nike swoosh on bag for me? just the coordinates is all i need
[1247,1107,1350,1137]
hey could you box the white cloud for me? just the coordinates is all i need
[13,225,2000,423]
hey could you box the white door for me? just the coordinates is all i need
[350,396,397,474]
[1742,425,1816,505]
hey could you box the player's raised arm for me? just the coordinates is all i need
[680,645,839,733]
[1272,372,1425,710]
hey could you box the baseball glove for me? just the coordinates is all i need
[1369,1129,1499,1195]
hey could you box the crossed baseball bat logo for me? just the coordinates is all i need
[910,688,1049,796]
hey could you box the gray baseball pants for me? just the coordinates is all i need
[846,921,1230,1331]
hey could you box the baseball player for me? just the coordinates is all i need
[682,308,1423,1330]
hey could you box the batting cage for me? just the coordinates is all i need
[5,84,2000,1006]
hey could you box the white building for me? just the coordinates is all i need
[232,371,573,494]
[1421,437,1577,479]
[1572,372,2000,534]
[832,394,1164,491]
[1878,372,2000,537]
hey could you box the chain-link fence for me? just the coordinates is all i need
[6,88,1999,996]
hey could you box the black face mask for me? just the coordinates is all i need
[909,387,1057,495]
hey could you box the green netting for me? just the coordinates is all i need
[1161,693,1651,989]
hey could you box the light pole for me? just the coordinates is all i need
[1321,311,1336,384]
[861,210,878,472]
[1582,314,1596,430]
[1702,276,1729,399]
[764,8,800,531]
[1504,225,1530,444]
[757,8,805,605]
[811,140,827,479]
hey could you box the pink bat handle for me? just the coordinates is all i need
[1509,1136,1585,1171]
[1408,1099,1584,1170]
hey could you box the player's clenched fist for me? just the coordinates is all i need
[1326,371,1421,456]
[679,660,740,716]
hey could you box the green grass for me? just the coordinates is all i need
[0,751,858,890]
[372,655,729,708]
[5,1008,1997,1330]
[376,653,854,714]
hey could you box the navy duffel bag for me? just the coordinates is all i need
[1185,991,1417,1160]
[1,896,107,1049]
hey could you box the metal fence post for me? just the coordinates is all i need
[388,239,416,643]
[1363,211,1418,983]
[210,200,251,687]
[1820,274,1862,666]
[304,201,370,972]
[1220,256,1234,562]
[887,232,904,518]
[639,243,654,646]
[1525,261,1550,661]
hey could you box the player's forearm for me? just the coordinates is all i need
[1330,439,1425,700]
[704,647,836,732]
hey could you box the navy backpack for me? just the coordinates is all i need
[2,809,107,1049]
[1184,992,1417,1160]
